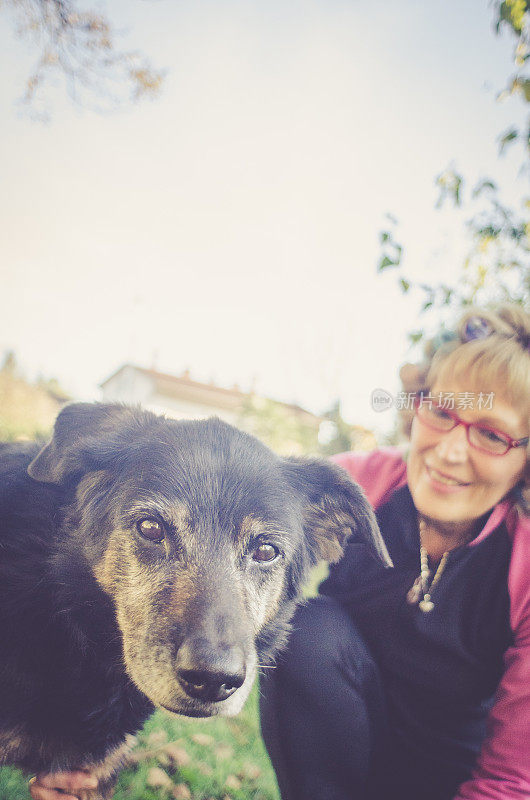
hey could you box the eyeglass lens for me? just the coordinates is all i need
[417,406,510,455]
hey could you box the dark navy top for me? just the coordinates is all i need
[320,483,513,798]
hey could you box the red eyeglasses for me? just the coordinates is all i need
[414,398,529,456]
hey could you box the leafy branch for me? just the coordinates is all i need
[377,0,530,343]
[495,0,530,161]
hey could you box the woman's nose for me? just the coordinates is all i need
[434,423,469,462]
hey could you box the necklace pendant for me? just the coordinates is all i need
[419,598,434,613]
[407,576,422,605]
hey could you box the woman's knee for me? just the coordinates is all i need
[273,596,379,696]
[260,596,385,798]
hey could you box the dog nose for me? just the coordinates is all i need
[176,639,246,703]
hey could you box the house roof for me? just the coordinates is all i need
[100,364,322,425]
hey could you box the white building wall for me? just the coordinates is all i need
[101,366,154,405]
[147,393,239,425]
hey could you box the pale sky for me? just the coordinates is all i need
[0,0,526,437]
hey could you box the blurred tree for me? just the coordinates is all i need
[2,0,164,118]
[0,351,69,439]
[318,400,376,456]
[238,395,321,456]
[378,0,529,343]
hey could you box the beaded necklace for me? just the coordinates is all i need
[406,519,449,613]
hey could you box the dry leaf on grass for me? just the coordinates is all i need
[240,762,262,780]
[148,730,169,745]
[225,774,242,790]
[214,743,234,760]
[191,732,214,746]
[164,743,191,767]
[225,720,247,744]
[146,766,173,789]
[127,748,156,764]
[172,783,192,799]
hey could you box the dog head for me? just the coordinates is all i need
[28,403,389,718]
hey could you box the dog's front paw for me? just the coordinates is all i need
[29,769,100,800]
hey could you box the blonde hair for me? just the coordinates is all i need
[426,304,530,512]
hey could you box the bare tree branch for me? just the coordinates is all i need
[2,0,164,118]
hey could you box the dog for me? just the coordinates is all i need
[0,402,389,799]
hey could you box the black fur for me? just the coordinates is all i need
[0,403,388,788]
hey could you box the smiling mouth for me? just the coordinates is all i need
[426,466,470,487]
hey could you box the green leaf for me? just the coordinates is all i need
[477,225,501,238]
[499,128,518,154]
[498,0,512,26]
[496,0,526,33]
[507,0,527,32]
[378,256,397,271]
[435,168,463,207]
[399,278,411,293]
[472,179,497,198]
[454,175,462,205]
[522,79,530,102]
[408,331,424,345]
[380,231,391,244]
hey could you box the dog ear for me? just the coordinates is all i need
[282,458,392,567]
[27,402,145,485]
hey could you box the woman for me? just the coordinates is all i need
[260,304,530,800]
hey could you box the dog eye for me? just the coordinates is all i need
[251,543,280,563]
[137,518,165,543]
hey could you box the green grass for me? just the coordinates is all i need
[0,682,280,800]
